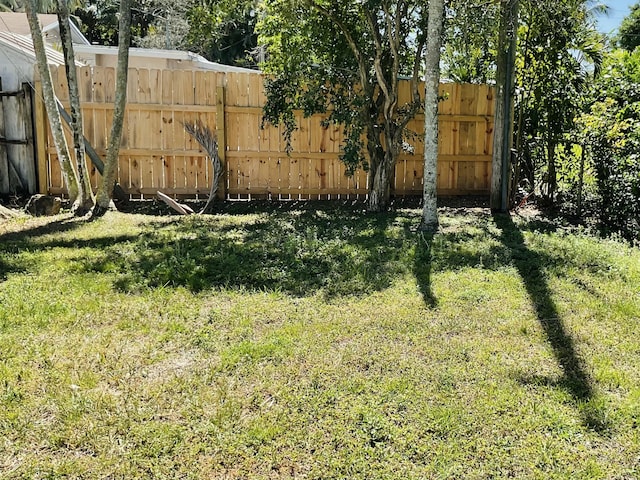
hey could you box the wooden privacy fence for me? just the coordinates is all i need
[37,66,495,199]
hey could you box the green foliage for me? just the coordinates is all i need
[514,0,606,202]
[257,0,427,210]
[442,0,500,83]
[617,2,640,52]
[578,49,640,241]
[73,0,258,66]
[73,0,158,46]
[185,0,259,66]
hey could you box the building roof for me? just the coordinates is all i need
[0,13,58,36]
[0,31,83,66]
[73,44,262,74]
[0,12,90,45]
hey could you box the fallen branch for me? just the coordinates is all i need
[0,204,23,219]
[157,191,194,216]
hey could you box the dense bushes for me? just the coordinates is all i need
[580,49,640,242]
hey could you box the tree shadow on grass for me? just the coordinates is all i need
[413,230,437,308]
[78,206,413,300]
[493,213,609,433]
[0,216,88,282]
[0,215,85,244]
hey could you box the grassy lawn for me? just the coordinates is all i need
[0,201,639,479]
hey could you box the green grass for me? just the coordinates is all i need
[0,201,639,479]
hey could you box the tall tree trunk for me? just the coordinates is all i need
[421,0,445,231]
[491,0,519,211]
[546,135,557,203]
[368,150,394,212]
[94,0,132,213]
[25,0,80,204]
[57,0,94,214]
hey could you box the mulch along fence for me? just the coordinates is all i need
[36,66,495,200]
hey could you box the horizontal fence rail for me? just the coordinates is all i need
[37,66,495,200]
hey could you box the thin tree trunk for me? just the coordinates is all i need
[421,0,444,230]
[94,0,132,213]
[25,0,79,204]
[547,135,557,203]
[57,0,94,214]
[491,0,518,211]
[576,143,585,219]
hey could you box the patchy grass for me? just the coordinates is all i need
[0,202,639,479]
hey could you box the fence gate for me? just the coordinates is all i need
[0,81,36,196]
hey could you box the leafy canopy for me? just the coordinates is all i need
[618,2,640,52]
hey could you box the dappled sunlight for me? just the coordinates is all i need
[78,207,414,299]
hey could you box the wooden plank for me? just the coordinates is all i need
[163,155,175,190]
[185,155,198,192]
[53,65,69,102]
[129,155,141,192]
[216,85,226,199]
[102,68,116,103]
[148,69,162,104]
[137,69,151,103]
[458,122,476,156]
[194,71,207,106]
[49,153,63,190]
[236,73,250,107]
[139,155,155,193]
[33,79,49,194]
[460,83,479,116]
[248,73,261,107]
[162,70,173,105]
[78,66,92,102]
[194,155,208,192]
[126,68,138,104]
[20,85,36,193]
[0,92,9,194]
[206,72,218,106]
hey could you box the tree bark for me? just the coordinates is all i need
[25,0,79,204]
[421,0,444,230]
[546,135,557,203]
[94,0,132,212]
[57,0,94,214]
[368,150,394,212]
[491,0,518,211]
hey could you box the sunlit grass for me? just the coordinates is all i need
[0,202,638,478]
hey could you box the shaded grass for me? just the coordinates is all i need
[0,203,639,478]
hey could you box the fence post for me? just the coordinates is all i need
[216,84,226,200]
[33,73,49,195]
[0,78,9,194]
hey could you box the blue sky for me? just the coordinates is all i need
[597,0,636,34]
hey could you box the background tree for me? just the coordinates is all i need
[578,49,640,240]
[617,2,640,52]
[512,0,605,204]
[94,0,132,214]
[74,0,157,46]
[185,0,259,66]
[442,0,500,83]
[258,0,426,212]
[73,0,260,66]
[490,0,518,211]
